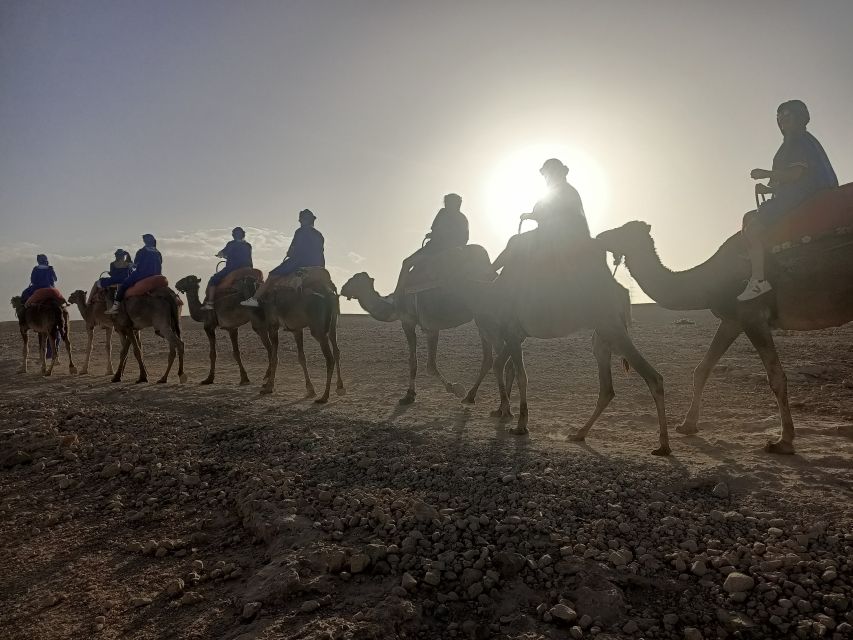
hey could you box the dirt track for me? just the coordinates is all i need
[1,308,852,640]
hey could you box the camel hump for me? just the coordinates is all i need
[764,182,853,250]
[217,267,264,291]
[126,275,169,298]
[25,288,65,307]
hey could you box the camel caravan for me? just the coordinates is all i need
[11,100,853,456]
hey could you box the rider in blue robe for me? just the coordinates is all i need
[107,234,163,313]
[202,227,253,310]
[21,254,58,303]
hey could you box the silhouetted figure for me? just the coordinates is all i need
[21,254,58,303]
[98,249,133,289]
[241,209,325,307]
[392,193,470,301]
[739,100,838,301]
[493,158,590,272]
[106,234,163,314]
[202,227,253,310]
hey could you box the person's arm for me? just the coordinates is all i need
[216,241,231,259]
[50,267,57,284]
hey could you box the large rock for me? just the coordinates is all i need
[549,604,578,624]
[723,572,755,593]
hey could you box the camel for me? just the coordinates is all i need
[596,219,853,454]
[11,295,76,377]
[340,245,497,405]
[109,287,187,384]
[455,233,670,456]
[175,274,275,386]
[68,288,118,376]
[259,272,344,402]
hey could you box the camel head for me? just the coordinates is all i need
[10,296,23,313]
[339,272,376,300]
[68,290,87,306]
[596,221,654,265]
[175,275,201,294]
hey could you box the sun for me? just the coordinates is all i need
[483,144,609,237]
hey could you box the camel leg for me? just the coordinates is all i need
[200,326,217,385]
[570,333,615,442]
[251,322,274,386]
[260,325,279,394]
[462,335,494,404]
[80,325,94,375]
[330,315,345,395]
[228,328,251,385]
[129,331,148,384]
[38,333,48,376]
[60,320,76,375]
[46,332,60,376]
[311,331,335,404]
[679,319,742,435]
[605,326,670,456]
[742,321,795,454]
[426,331,466,398]
[490,344,514,420]
[399,323,418,405]
[506,339,529,435]
[111,333,131,382]
[175,329,187,383]
[104,327,115,376]
[18,327,28,374]
[293,330,316,398]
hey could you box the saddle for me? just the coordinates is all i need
[88,283,118,305]
[763,182,853,253]
[25,288,66,308]
[404,245,496,295]
[269,267,336,295]
[217,267,263,292]
[126,275,169,298]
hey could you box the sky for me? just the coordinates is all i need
[1,0,852,321]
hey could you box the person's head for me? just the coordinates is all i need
[777,100,810,134]
[142,233,156,248]
[36,253,48,266]
[539,158,570,187]
[232,226,245,240]
[298,209,317,226]
[443,193,462,212]
[115,249,130,262]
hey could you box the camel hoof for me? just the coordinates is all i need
[461,394,476,405]
[765,439,795,455]
[79,368,88,376]
[239,379,251,386]
[314,396,329,405]
[305,388,316,398]
[136,378,148,384]
[200,378,214,385]
[676,422,699,435]
[336,386,346,396]
[652,445,672,456]
[259,385,273,395]
[69,366,78,375]
[398,392,416,405]
[43,371,52,377]
[508,424,529,436]
[490,408,513,421]
[568,432,586,442]
[17,368,26,375]
[179,373,188,384]
[111,375,121,383]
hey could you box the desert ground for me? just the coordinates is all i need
[1,306,852,640]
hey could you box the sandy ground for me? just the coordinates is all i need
[1,306,852,640]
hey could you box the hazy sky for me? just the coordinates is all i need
[2,0,852,320]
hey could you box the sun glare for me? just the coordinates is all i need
[484,144,609,237]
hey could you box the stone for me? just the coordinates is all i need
[712,482,729,498]
[241,601,262,620]
[179,591,203,606]
[101,463,120,478]
[349,553,370,574]
[164,578,184,597]
[130,596,152,608]
[723,572,755,593]
[300,600,320,613]
[424,571,441,586]
[549,604,577,624]
[691,560,707,576]
[401,572,418,591]
[683,628,703,640]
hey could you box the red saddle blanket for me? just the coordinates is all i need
[217,267,263,291]
[26,288,65,307]
[764,182,853,247]
[126,275,169,298]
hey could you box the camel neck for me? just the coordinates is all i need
[182,286,206,322]
[354,286,398,322]
[624,241,714,311]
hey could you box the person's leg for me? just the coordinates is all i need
[241,265,287,307]
[21,285,35,304]
[392,246,429,299]
[202,273,222,310]
[107,276,135,313]
[737,205,776,301]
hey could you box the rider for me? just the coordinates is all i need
[493,158,590,271]
[241,209,325,307]
[21,254,58,304]
[392,193,469,300]
[738,100,838,301]
[202,227,253,310]
[98,250,133,289]
[106,234,163,314]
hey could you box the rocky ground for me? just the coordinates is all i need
[1,308,852,639]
